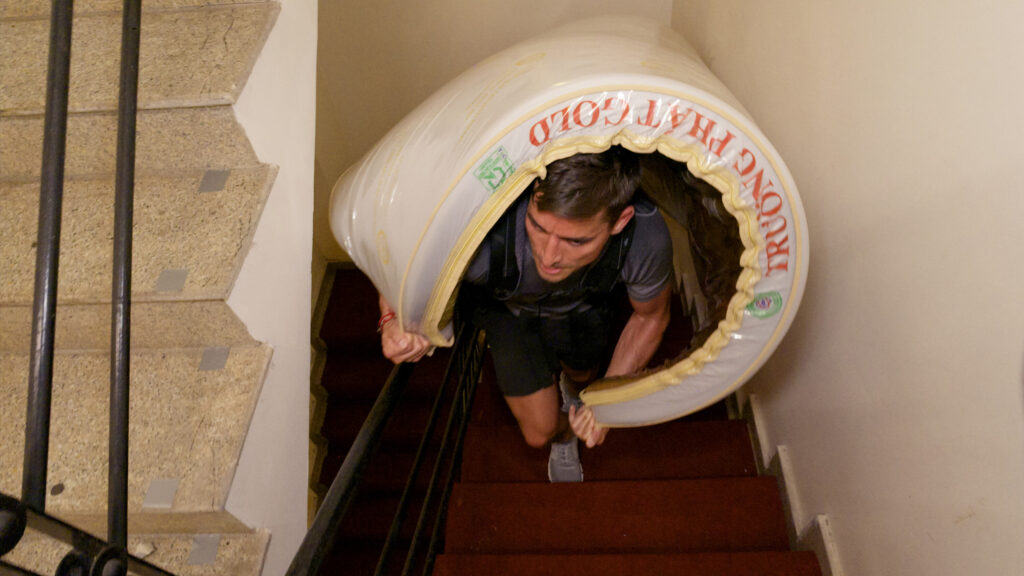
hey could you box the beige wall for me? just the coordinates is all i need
[315,0,672,261]
[671,1,1024,575]
[226,0,317,574]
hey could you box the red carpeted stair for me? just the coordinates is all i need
[318,268,821,575]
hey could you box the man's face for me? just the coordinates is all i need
[525,194,634,283]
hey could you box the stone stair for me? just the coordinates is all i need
[1,1,280,573]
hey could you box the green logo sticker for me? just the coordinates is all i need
[474,146,515,192]
[747,291,783,319]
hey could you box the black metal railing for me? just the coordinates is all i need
[0,1,173,574]
[287,322,486,576]
[1,1,488,574]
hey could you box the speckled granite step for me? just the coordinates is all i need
[0,0,271,21]
[5,528,269,576]
[0,106,260,181]
[0,300,256,354]
[0,165,274,305]
[1,3,278,115]
[0,344,270,528]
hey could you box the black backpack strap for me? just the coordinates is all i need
[578,214,635,304]
[487,197,523,300]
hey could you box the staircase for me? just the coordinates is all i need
[316,268,823,575]
[1,1,279,573]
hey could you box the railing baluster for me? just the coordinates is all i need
[22,0,76,514]
[108,0,143,558]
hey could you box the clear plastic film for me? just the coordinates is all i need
[330,16,808,426]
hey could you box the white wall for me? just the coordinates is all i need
[226,0,317,574]
[315,0,673,261]
[671,2,1024,575]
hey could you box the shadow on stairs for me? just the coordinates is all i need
[317,267,821,575]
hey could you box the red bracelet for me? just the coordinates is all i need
[377,311,396,333]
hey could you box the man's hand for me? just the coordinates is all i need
[380,318,432,364]
[568,404,608,448]
[378,292,432,364]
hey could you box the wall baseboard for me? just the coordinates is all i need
[741,394,844,576]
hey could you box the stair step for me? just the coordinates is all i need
[5,527,269,575]
[445,478,789,554]
[0,345,269,521]
[327,537,420,576]
[321,399,446,451]
[461,419,756,483]
[336,494,431,541]
[433,551,821,576]
[0,166,273,305]
[319,267,383,347]
[469,366,731,427]
[319,348,452,403]
[1,3,278,115]
[1,106,258,181]
[319,445,443,495]
[1,0,271,20]
[0,301,255,354]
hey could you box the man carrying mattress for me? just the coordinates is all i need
[378,147,673,482]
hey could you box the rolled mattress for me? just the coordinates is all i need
[330,16,808,427]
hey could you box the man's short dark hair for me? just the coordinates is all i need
[532,146,641,223]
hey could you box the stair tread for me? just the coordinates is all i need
[0,346,269,515]
[1,3,277,115]
[6,529,269,575]
[1,0,273,20]
[433,551,821,576]
[461,419,756,483]
[0,166,273,305]
[445,478,789,554]
[1,107,259,181]
[0,301,256,354]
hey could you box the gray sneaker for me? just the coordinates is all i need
[548,437,583,482]
[558,373,584,414]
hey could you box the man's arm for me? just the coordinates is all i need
[570,284,672,447]
[378,293,433,363]
[605,284,672,378]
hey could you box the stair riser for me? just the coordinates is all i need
[460,420,758,483]
[433,552,822,576]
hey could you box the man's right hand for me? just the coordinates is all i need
[380,319,433,364]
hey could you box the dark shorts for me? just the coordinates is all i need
[469,302,614,397]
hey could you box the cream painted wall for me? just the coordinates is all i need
[226,0,317,574]
[314,0,672,261]
[671,1,1024,575]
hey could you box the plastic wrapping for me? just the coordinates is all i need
[330,16,808,426]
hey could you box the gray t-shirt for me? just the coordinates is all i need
[464,196,673,317]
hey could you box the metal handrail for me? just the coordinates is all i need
[287,322,486,576]
[287,362,415,575]
[22,0,75,515]
[108,0,143,553]
[0,0,166,573]
[405,329,485,576]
